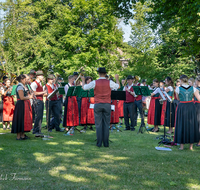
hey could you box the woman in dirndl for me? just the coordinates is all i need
[147,79,163,132]
[162,77,175,134]
[194,76,200,146]
[11,74,33,140]
[174,75,200,150]
[80,76,94,132]
[1,79,15,130]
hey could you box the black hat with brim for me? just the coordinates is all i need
[73,72,79,76]
[3,76,8,80]
[97,67,107,73]
[127,75,133,80]
[141,79,146,83]
[36,70,44,76]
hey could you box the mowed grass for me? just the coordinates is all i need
[0,113,200,190]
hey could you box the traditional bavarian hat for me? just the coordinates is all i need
[36,70,44,76]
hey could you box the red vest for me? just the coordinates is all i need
[46,84,58,101]
[125,86,135,103]
[133,83,142,101]
[94,79,111,104]
[35,81,43,101]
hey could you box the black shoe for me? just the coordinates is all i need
[16,137,26,140]
[24,135,30,139]
[124,128,130,131]
[35,132,44,137]
[131,128,135,131]
[3,128,6,130]
[89,127,94,131]
[57,129,64,132]
[48,129,52,132]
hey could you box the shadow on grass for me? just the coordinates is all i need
[0,122,200,189]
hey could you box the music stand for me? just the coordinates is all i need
[157,90,173,146]
[43,89,59,140]
[110,91,126,132]
[66,86,82,133]
[11,85,17,96]
[132,86,150,134]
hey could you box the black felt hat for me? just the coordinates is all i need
[97,67,107,73]
[3,76,8,81]
[127,75,133,80]
[73,72,79,76]
[141,79,146,83]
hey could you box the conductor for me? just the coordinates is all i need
[81,67,120,147]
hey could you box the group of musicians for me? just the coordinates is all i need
[2,68,200,149]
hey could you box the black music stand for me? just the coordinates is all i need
[132,86,150,134]
[157,91,173,146]
[110,91,126,132]
[66,86,82,133]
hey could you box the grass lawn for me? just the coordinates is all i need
[0,113,200,190]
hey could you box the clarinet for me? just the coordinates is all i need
[25,84,39,124]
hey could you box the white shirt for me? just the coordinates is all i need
[123,83,133,91]
[82,77,119,91]
[165,86,173,92]
[16,83,25,92]
[175,84,197,94]
[43,83,55,91]
[30,79,42,92]
[64,83,72,95]
[123,83,137,97]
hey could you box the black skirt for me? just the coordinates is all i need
[154,99,162,125]
[11,100,25,133]
[195,102,200,138]
[164,101,176,127]
[174,102,199,144]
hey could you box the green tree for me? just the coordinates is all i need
[0,0,124,78]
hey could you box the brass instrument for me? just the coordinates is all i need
[123,78,127,86]
[74,67,84,86]
[11,73,17,85]
[108,75,114,81]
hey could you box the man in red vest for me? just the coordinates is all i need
[123,75,136,131]
[30,70,47,136]
[44,74,64,132]
[81,67,120,147]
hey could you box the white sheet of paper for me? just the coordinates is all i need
[89,104,94,109]
[111,105,115,111]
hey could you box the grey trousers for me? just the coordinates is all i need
[123,102,135,129]
[33,100,44,134]
[46,100,61,131]
[134,100,145,126]
[94,103,111,147]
